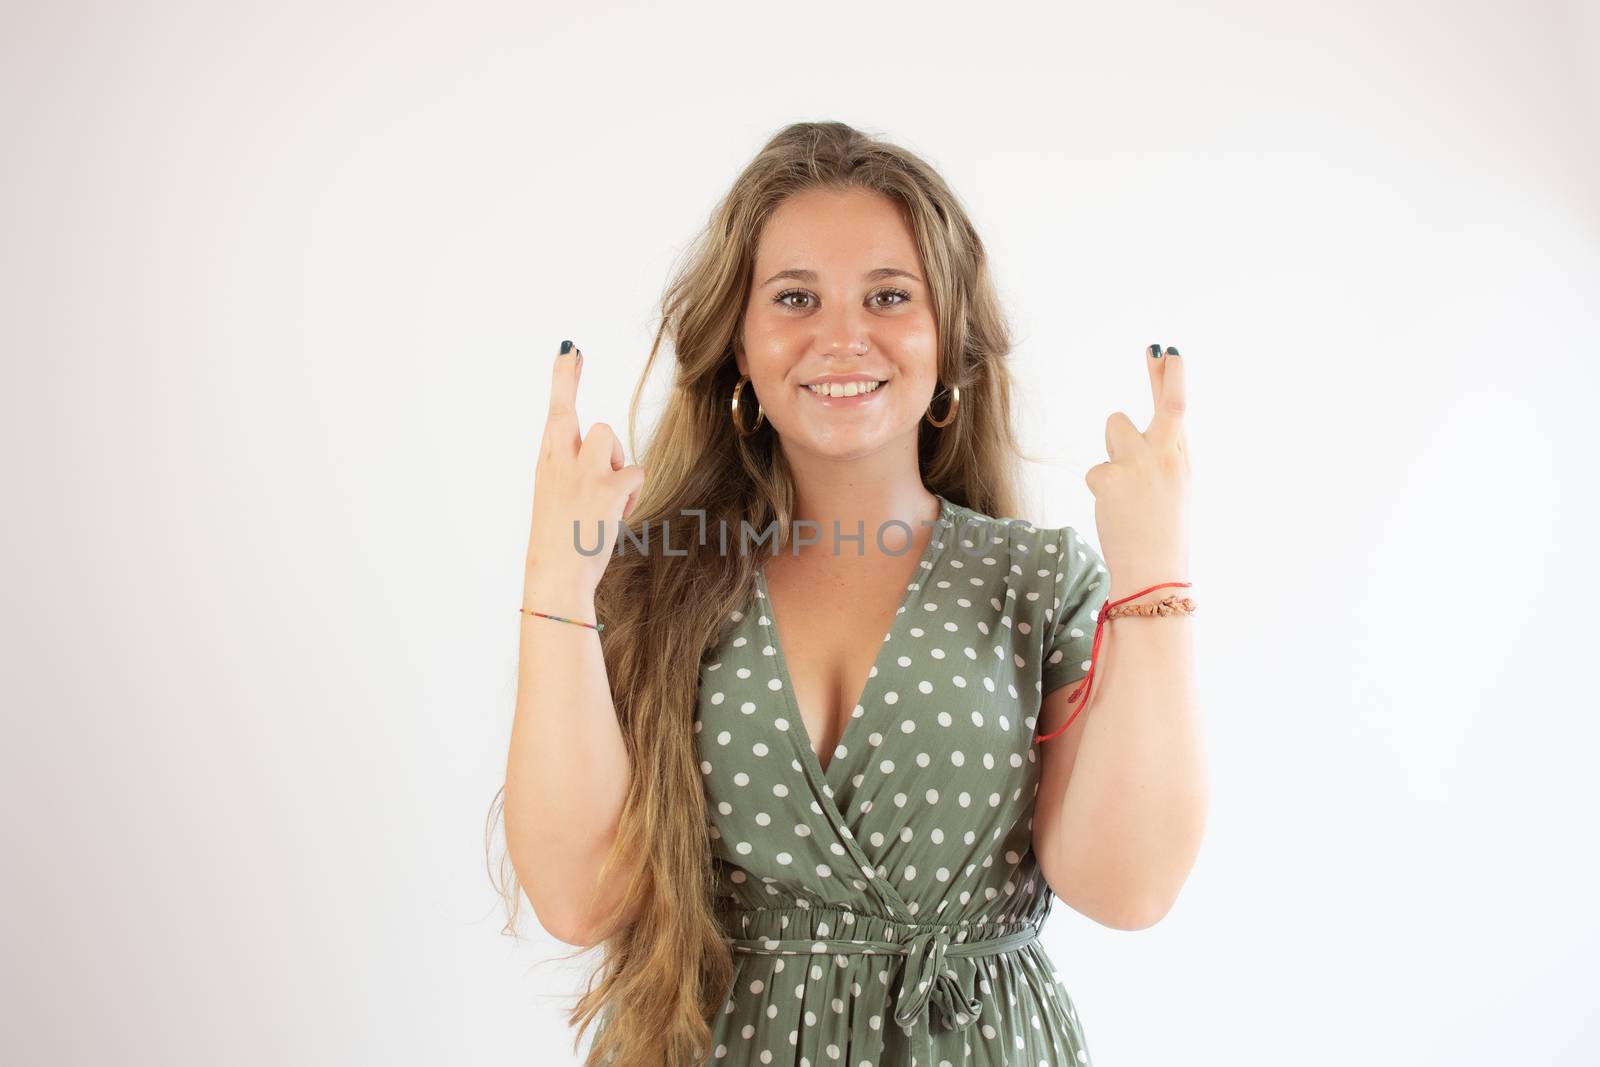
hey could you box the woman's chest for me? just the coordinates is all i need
[759,558,913,772]
[695,556,1056,782]
[693,569,1054,880]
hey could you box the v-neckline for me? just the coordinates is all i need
[754,494,955,788]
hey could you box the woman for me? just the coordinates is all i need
[493,121,1204,1067]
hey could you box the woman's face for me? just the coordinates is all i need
[736,186,939,460]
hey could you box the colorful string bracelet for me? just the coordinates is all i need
[519,607,604,632]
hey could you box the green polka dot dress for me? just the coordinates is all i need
[694,493,1112,1066]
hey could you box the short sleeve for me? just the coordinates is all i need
[1041,525,1112,698]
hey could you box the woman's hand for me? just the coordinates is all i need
[1085,344,1192,596]
[524,342,646,595]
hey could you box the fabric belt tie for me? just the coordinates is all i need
[726,922,1040,1064]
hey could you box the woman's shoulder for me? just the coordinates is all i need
[940,497,1074,594]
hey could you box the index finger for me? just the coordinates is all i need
[541,340,584,460]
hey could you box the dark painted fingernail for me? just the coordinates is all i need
[1164,346,1180,357]
[1148,343,1162,359]
[559,340,573,355]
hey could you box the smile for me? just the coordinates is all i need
[800,379,887,404]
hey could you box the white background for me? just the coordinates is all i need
[3,1,1598,1064]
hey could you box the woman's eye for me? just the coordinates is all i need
[773,288,911,310]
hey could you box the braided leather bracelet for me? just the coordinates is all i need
[1035,581,1195,744]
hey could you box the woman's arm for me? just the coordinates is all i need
[1034,579,1205,929]
[504,568,637,947]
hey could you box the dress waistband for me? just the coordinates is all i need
[719,905,1041,1061]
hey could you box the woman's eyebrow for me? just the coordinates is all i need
[758,267,923,288]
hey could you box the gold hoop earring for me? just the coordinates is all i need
[731,373,766,437]
[925,383,960,428]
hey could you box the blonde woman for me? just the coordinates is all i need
[492,121,1205,1067]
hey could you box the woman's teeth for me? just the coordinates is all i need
[804,380,884,398]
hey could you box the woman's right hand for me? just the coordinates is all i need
[524,341,646,597]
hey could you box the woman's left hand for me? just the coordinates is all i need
[1085,344,1192,595]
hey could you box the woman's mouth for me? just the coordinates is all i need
[799,379,888,406]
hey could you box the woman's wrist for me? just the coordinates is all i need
[522,567,597,613]
[1105,565,1190,605]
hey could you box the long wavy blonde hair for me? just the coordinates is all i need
[487,120,1051,1066]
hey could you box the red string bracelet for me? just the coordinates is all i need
[1035,580,1195,744]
